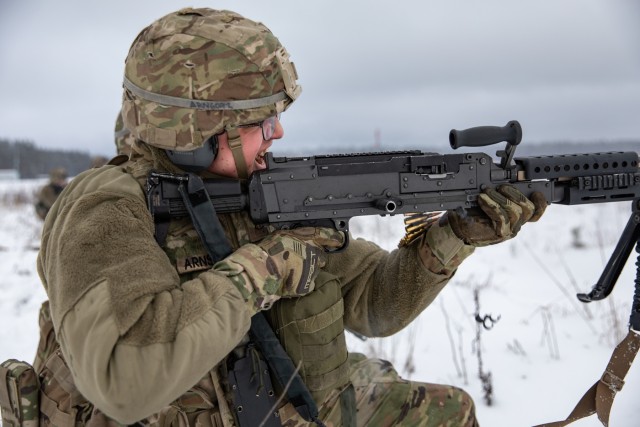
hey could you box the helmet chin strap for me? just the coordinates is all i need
[226,130,249,179]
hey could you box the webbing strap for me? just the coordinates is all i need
[45,352,86,408]
[177,173,322,425]
[178,173,234,262]
[123,76,288,110]
[534,330,640,427]
[40,390,76,426]
[303,363,350,393]
[228,137,249,180]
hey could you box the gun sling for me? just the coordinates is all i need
[175,172,326,427]
[534,330,640,427]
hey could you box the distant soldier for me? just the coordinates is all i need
[34,167,68,220]
[91,156,109,168]
[114,110,134,156]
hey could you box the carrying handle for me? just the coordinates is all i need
[449,120,522,149]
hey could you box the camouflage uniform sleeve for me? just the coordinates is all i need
[324,222,474,338]
[37,167,251,423]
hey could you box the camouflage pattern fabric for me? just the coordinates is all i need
[446,184,547,246]
[114,110,134,157]
[163,218,216,278]
[142,373,226,427]
[214,227,344,314]
[121,8,301,151]
[421,220,475,275]
[33,301,57,373]
[0,359,40,427]
[35,333,231,427]
[278,353,478,427]
[399,213,475,276]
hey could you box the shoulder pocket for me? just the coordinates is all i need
[0,359,40,427]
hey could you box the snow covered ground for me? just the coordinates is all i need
[1,179,639,427]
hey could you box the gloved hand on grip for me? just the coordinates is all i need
[445,184,547,246]
[214,227,345,314]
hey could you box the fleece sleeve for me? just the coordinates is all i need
[324,228,473,338]
[37,168,251,423]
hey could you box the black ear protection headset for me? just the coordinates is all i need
[165,135,219,172]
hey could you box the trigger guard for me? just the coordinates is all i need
[326,232,349,254]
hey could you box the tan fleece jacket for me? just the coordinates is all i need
[37,164,467,423]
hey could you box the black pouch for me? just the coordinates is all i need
[228,345,281,427]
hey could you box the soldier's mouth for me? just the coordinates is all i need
[255,149,268,168]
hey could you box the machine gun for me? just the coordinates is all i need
[147,120,639,243]
[147,120,640,427]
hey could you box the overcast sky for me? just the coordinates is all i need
[1,0,639,156]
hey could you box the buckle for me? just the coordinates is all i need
[600,370,624,393]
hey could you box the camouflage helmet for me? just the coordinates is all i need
[121,8,301,152]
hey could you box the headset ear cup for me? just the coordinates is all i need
[164,135,220,172]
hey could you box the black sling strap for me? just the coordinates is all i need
[176,172,325,426]
[176,173,233,263]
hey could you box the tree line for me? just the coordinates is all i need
[0,139,92,179]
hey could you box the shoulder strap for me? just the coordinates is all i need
[177,172,233,262]
[177,172,324,426]
[534,330,640,427]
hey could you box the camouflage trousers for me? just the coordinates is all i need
[279,353,478,427]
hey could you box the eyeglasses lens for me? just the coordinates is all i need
[261,116,278,140]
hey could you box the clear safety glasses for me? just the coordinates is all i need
[239,115,280,140]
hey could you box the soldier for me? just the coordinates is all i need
[90,156,109,168]
[34,8,545,427]
[34,167,67,220]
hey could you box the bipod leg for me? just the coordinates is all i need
[577,200,640,303]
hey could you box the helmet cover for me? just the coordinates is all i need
[121,8,301,151]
